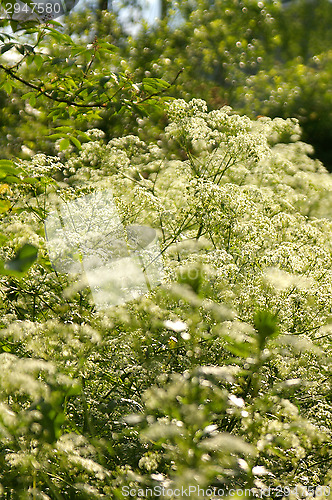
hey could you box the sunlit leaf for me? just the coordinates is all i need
[1,243,38,276]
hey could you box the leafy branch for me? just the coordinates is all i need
[0,61,183,110]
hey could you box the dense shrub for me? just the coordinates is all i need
[0,100,331,498]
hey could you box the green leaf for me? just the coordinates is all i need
[52,126,73,133]
[59,138,70,151]
[0,20,10,29]
[51,57,66,66]
[130,103,149,117]
[2,80,12,93]
[48,133,65,140]
[77,131,92,141]
[1,175,20,184]
[69,136,81,149]
[254,309,279,350]
[23,44,33,52]
[0,200,11,213]
[16,44,25,55]
[34,54,44,70]
[1,243,38,276]
[0,161,21,181]
[21,176,39,185]
[29,95,36,107]
[9,20,19,32]
[142,77,169,94]
[99,76,111,87]
[1,43,14,54]
[0,160,14,168]
[21,91,35,99]
[221,334,254,358]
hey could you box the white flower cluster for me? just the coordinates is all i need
[254,116,302,145]
[166,98,271,164]
[1,98,332,494]
[21,154,62,177]
[84,129,106,140]
[14,100,332,342]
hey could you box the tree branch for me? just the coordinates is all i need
[0,62,109,107]
[134,67,184,105]
[0,63,183,109]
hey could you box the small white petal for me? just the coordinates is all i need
[252,466,269,476]
[164,320,188,332]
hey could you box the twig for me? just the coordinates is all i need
[0,62,109,107]
[0,64,183,109]
[134,67,184,105]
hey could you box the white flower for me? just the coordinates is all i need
[164,320,188,332]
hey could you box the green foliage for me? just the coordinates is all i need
[0,242,38,276]
[118,0,332,169]
[0,0,332,496]
[233,50,332,168]
[253,310,279,350]
[3,0,332,167]
[0,9,175,159]
[0,100,331,497]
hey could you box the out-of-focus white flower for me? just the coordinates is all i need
[164,320,188,332]
[263,267,314,291]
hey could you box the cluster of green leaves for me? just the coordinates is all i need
[0,99,331,498]
[0,7,177,159]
